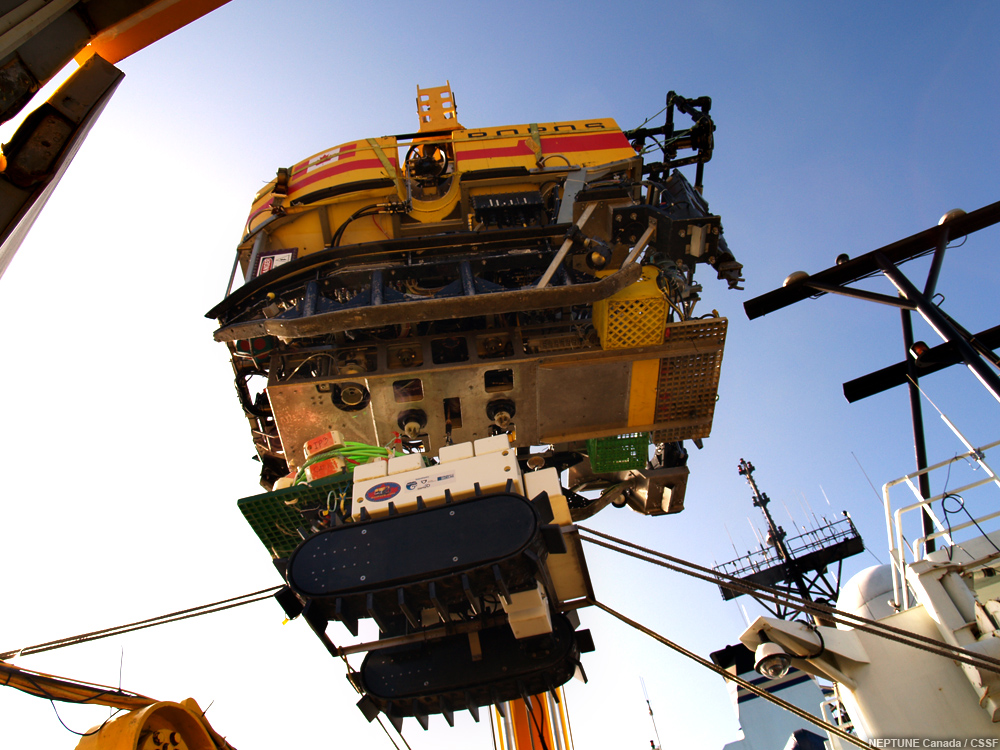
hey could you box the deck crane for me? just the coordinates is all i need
[211,82,742,737]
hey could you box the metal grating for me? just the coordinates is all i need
[651,317,727,442]
[528,333,590,353]
[587,433,650,472]
[238,474,352,558]
[598,297,668,349]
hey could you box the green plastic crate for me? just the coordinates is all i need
[586,433,649,473]
[237,474,352,558]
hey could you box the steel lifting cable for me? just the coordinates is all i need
[2,586,410,750]
[581,528,1000,673]
[591,600,869,750]
[488,704,499,750]
[337,645,413,750]
[579,526,1000,675]
[374,717,409,750]
[0,586,282,661]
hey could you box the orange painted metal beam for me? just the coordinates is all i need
[510,694,556,750]
[75,0,231,65]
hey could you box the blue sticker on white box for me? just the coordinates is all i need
[405,473,456,492]
[365,482,401,502]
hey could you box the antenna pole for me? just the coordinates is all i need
[716,461,863,624]
[738,459,814,611]
[640,677,662,750]
[901,307,936,552]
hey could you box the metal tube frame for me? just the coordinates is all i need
[881,438,1000,609]
[875,251,1000,405]
[536,203,597,288]
[901,307,936,552]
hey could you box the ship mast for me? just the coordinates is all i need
[715,460,863,623]
[737,459,812,605]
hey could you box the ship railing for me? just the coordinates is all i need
[785,518,859,558]
[820,688,856,747]
[882,438,1000,610]
[714,517,859,578]
[820,697,853,731]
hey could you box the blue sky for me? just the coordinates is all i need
[1,2,999,748]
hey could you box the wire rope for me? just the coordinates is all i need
[337,645,412,750]
[578,526,1000,674]
[0,587,281,661]
[10,510,999,746]
[590,599,868,749]
[489,702,499,750]
[559,686,575,750]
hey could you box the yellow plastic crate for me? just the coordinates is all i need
[592,266,667,349]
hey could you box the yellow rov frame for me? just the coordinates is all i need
[238,119,639,267]
[212,84,740,734]
[210,84,739,519]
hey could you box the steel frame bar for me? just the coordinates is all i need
[875,251,1000,405]
[801,281,916,308]
[743,200,1000,320]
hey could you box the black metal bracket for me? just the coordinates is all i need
[624,91,715,189]
[744,201,1000,320]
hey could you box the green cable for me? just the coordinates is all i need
[293,441,403,485]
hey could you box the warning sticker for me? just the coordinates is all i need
[405,473,456,492]
[255,249,297,277]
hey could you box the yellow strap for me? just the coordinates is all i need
[367,138,405,201]
[528,123,543,165]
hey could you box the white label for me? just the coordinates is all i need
[404,473,456,492]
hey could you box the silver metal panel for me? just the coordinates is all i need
[536,360,631,442]
[270,361,536,469]
[267,382,379,465]
[267,318,726,469]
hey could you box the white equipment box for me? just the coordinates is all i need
[351,434,523,521]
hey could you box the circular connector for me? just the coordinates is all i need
[397,409,427,438]
[486,399,516,428]
[340,384,366,406]
[333,383,370,412]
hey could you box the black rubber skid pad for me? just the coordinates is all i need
[359,614,584,720]
[285,492,549,630]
